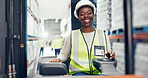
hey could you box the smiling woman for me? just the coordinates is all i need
[50,0,116,76]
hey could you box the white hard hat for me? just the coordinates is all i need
[74,0,96,19]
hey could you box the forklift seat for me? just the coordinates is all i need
[39,62,67,75]
[38,56,68,75]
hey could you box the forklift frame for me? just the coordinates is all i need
[0,0,134,77]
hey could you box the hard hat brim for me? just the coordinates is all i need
[74,0,96,19]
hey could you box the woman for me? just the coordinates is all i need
[50,0,116,75]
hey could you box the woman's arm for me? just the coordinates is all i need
[105,31,116,59]
[50,34,71,62]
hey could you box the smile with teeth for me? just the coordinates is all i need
[84,19,90,23]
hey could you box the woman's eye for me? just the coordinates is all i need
[88,13,91,15]
[80,14,84,16]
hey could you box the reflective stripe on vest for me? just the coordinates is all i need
[69,29,107,75]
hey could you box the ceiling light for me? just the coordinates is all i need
[55,18,59,23]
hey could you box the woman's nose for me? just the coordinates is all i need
[84,14,88,18]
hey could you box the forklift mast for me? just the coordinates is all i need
[0,0,27,78]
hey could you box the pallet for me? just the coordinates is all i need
[111,29,124,35]
[110,26,148,35]
[133,26,148,33]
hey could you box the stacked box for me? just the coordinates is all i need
[27,0,40,37]
[33,41,40,57]
[27,12,36,36]
[27,41,34,65]
[135,43,148,78]
[27,41,40,68]
[112,42,125,74]
[27,40,40,74]
[97,0,110,30]
[111,0,124,31]
[133,0,148,27]
[30,0,39,17]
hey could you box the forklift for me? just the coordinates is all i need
[0,0,144,78]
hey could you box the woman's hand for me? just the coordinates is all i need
[50,58,62,63]
[105,50,117,60]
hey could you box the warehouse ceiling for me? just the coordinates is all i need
[44,19,61,40]
[37,0,70,40]
[38,0,69,19]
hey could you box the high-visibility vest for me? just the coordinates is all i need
[52,38,63,48]
[69,29,108,75]
[39,39,44,47]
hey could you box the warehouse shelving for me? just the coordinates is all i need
[109,35,124,39]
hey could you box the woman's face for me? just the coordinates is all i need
[78,7,94,27]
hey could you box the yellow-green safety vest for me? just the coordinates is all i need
[39,39,44,47]
[52,38,63,48]
[69,29,108,75]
